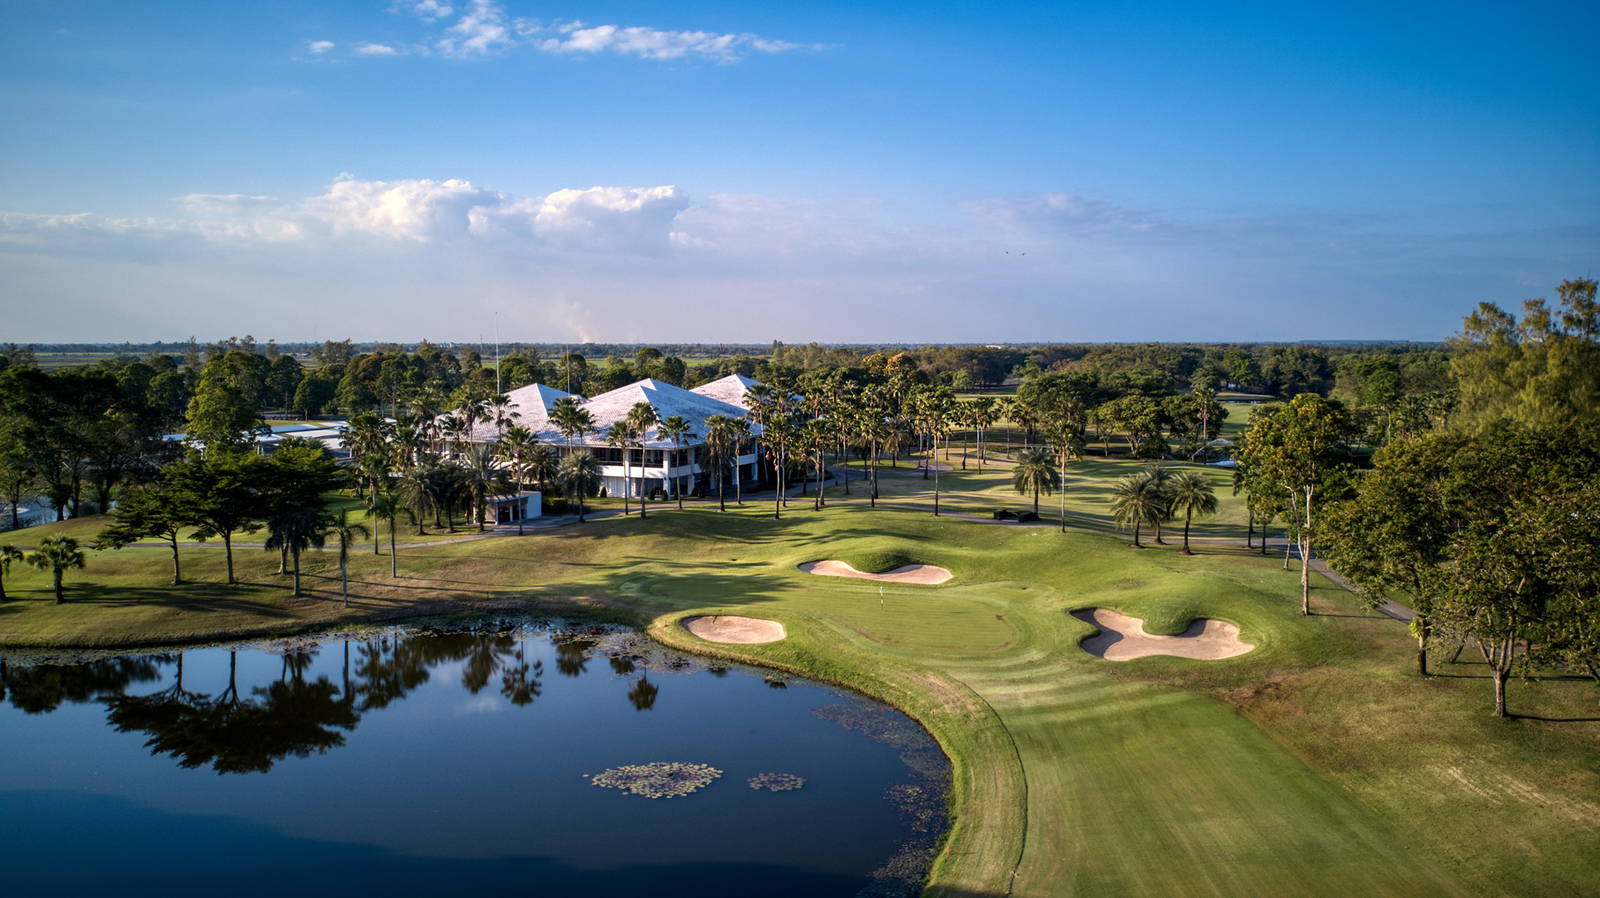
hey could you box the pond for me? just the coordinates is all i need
[0,620,949,898]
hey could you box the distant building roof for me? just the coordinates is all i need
[466,377,763,448]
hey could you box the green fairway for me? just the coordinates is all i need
[2,458,1596,897]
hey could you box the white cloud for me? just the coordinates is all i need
[392,0,453,21]
[435,0,518,57]
[342,1,810,63]
[2,176,690,254]
[307,40,335,54]
[537,21,804,62]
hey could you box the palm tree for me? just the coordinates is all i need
[439,414,468,456]
[759,416,796,520]
[800,418,831,511]
[397,463,434,535]
[1011,447,1060,516]
[657,414,694,509]
[606,422,636,516]
[550,397,593,455]
[27,535,86,604]
[703,415,734,512]
[1109,475,1153,547]
[496,425,536,535]
[369,491,402,578]
[326,510,371,606]
[1169,470,1219,555]
[488,393,519,437]
[626,401,659,519]
[265,505,328,598]
[1046,423,1084,532]
[461,442,508,532]
[558,450,602,522]
[0,544,22,601]
[1140,466,1175,545]
[972,397,996,471]
[729,416,752,505]
[526,443,559,496]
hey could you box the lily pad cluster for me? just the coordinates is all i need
[747,772,806,792]
[585,762,722,799]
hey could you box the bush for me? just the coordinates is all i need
[993,509,1016,521]
[542,496,571,516]
[1016,511,1040,523]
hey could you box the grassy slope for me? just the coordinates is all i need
[2,457,1596,897]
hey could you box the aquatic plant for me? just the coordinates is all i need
[585,762,722,799]
[747,772,806,791]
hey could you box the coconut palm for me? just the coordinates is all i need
[369,490,402,578]
[626,401,659,519]
[1169,470,1219,555]
[1108,468,1172,549]
[558,450,602,522]
[550,397,592,455]
[1011,447,1060,516]
[972,397,997,471]
[525,443,559,495]
[1046,423,1085,532]
[397,463,434,535]
[325,510,371,605]
[496,425,536,488]
[657,414,694,509]
[0,544,22,601]
[759,416,797,520]
[488,393,519,437]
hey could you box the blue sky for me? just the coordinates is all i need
[2,0,1595,343]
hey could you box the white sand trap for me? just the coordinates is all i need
[1072,608,1253,661]
[798,560,953,585]
[682,615,786,644]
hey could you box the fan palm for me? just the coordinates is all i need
[558,450,602,522]
[1169,470,1219,555]
[1011,447,1060,516]
[26,536,86,604]
[0,544,23,601]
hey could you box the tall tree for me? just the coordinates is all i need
[558,451,602,522]
[169,453,263,585]
[0,544,23,601]
[1168,471,1218,555]
[325,511,371,606]
[1011,447,1059,516]
[94,480,195,585]
[1239,394,1352,614]
[657,415,694,509]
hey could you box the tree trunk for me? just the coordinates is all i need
[1492,666,1509,718]
[1245,508,1254,548]
[1033,484,1040,516]
[1416,615,1429,676]
[223,532,235,584]
[390,521,398,579]
[1299,537,1312,615]
[1181,509,1193,554]
[169,534,182,585]
[291,548,302,598]
[341,556,349,606]
[1132,521,1142,548]
[53,568,64,603]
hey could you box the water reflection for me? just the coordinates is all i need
[0,627,658,774]
[0,622,949,898]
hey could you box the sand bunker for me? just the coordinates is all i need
[798,560,953,585]
[1072,608,1253,661]
[682,615,786,644]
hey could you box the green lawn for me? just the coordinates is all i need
[1,458,1595,897]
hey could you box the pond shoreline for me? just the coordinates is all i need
[0,599,968,895]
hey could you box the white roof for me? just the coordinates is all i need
[461,377,759,448]
[465,382,575,443]
[583,378,757,448]
[689,373,762,411]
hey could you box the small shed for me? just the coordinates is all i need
[488,491,542,525]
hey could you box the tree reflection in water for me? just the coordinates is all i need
[0,625,669,774]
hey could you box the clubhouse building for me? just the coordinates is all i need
[462,374,766,500]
